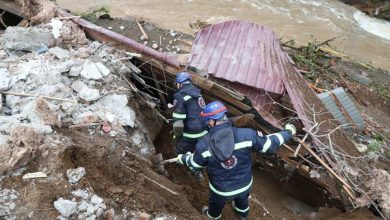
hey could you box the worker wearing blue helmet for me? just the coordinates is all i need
[177,101,296,219]
[172,71,207,180]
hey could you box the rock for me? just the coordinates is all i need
[0,134,10,145]
[104,209,115,219]
[140,35,146,41]
[104,74,114,84]
[0,68,12,92]
[86,214,96,220]
[53,197,77,218]
[79,88,100,102]
[87,204,97,216]
[2,26,53,52]
[55,60,76,73]
[356,143,368,153]
[78,213,87,220]
[69,65,83,77]
[80,61,103,80]
[66,167,86,184]
[71,189,89,200]
[119,26,125,30]
[90,195,103,205]
[0,50,7,59]
[78,201,89,212]
[49,47,71,60]
[9,203,15,210]
[96,208,104,217]
[138,212,151,220]
[71,80,88,93]
[95,62,110,77]
[57,216,68,220]
[152,43,159,49]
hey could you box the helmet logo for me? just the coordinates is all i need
[221,155,237,169]
[198,97,206,109]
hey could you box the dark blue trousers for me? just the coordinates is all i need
[207,189,250,219]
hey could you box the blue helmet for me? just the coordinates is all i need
[175,71,192,83]
[201,101,228,120]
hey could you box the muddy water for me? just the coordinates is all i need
[57,0,390,71]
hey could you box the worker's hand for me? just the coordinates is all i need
[176,154,184,164]
[285,123,296,135]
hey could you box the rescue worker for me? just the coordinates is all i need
[177,101,296,219]
[172,71,208,180]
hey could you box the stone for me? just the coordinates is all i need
[119,26,125,30]
[2,26,53,52]
[86,214,96,220]
[90,195,103,205]
[86,204,97,216]
[53,197,77,218]
[78,213,87,220]
[66,167,86,184]
[71,189,89,200]
[79,88,100,102]
[95,208,104,217]
[138,212,151,220]
[0,68,12,92]
[9,203,15,210]
[78,201,89,212]
[152,43,159,49]
[71,80,88,93]
[55,60,76,73]
[69,65,83,77]
[95,62,110,77]
[104,74,114,84]
[80,61,103,80]
[49,47,71,60]
[356,143,368,153]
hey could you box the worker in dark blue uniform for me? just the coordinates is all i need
[176,101,296,219]
[172,71,208,180]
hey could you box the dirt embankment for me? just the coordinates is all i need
[340,0,390,21]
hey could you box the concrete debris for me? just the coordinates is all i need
[67,167,86,184]
[79,87,100,102]
[80,61,104,80]
[22,171,48,179]
[95,62,110,77]
[49,47,71,60]
[50,19,63,39]
[71,80,88,93]
[0,189,19,220]
[54,197,78,218]
[1,26,54,52]
[0,68,12,92]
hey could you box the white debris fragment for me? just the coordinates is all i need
[50,18,63,39]
[95,62,110,77]
[22,172,47,179]
[119,26,125,30]
[49,47,71,60]
[80,61,103,80]
[66,167,86,184]
[54,197,77,218]
[90,195,103,205]
[79,87,100,102]
[152,43,159,49]
[71,80,88,93]
[0,68,12,92]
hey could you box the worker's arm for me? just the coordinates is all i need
[252,124,296,154]
[177,142,208,171]
[172,93,186,137]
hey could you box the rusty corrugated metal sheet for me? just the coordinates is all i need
[189,20,287,95]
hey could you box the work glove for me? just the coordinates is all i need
[285,123,296,135]
[173,120,184,138]
[176,154,184,164]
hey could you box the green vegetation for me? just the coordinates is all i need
[75,6,110,23]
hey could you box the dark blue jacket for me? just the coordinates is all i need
[172,84,207,139]
[180,121,292,197]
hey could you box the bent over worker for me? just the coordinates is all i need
[172,71,207,179]
[177,101,296,219]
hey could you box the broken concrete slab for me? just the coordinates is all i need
[66,167,86,184]
[49,47,71,60]
[54,197,77,218]
[95,62,110,77]
[69,65,83,77]
[71,80,88,93]
[2,26,54,52]
[79,87,100,102]
[80,61,103,80]
[0,68,12,92]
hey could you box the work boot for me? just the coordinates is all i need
[194,171,204,181]
[202,206,209,216]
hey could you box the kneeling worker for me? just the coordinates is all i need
[177,101,296,219]
[172,71,208,180]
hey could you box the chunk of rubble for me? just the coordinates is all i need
[90,195,103,205]
[34,98,61,127]
[0,68,12,92]
[67,167,86,184]
[79,87,100,102]
[1,26,54,52]
[49,47,71,60]
[71,80,88,93]
[80,61,110,80]
[54,197,77,218]
[69,65,83,77]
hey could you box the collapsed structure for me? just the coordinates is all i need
[0,0,389,219]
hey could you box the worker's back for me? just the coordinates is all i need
[195,121,254,196]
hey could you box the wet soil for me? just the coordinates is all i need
[340,0,390,21]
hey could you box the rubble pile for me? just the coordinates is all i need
[0,189,19,220]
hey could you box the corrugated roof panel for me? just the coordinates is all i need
[189,20,286,95]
